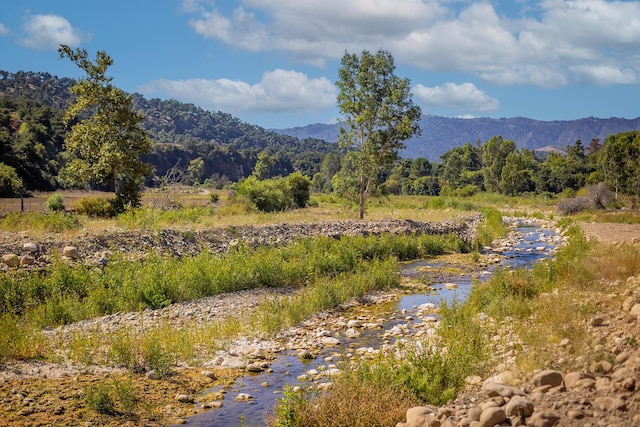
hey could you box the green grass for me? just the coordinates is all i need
[0,211,82,232]
[0,231,467,363]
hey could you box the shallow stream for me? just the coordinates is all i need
[179,219,562,426]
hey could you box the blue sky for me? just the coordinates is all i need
[1,0,640,129]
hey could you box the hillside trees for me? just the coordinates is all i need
[0,97,65,193]
[336,49,421,218]
[58,45,152,208]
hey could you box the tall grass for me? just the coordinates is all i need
[0,232,465,362]
[0,211,82,232]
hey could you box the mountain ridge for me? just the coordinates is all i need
[274,114,640,160]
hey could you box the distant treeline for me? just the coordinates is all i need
[1,70,640,203]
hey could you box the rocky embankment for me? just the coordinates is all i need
[396,275,640,427]
[0,216,481,270]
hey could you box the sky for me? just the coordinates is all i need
[1,0,640,129]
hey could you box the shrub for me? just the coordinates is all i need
[287,171,311,208]
[587,182,613,209]
[0,163,23,197]
[209,192,219,203]
[73,197,116,218]
[557,196,592,215]
[45,193,65,212]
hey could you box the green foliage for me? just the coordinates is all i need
[0,211,81,232]
[237,173,311,212]
[0,162,24,197]
[336,49,421,219]
[0,232,466,329]
[73,196,116,218]
[58,45,152,198]
[45,193,65,212]
[84,377,137,417]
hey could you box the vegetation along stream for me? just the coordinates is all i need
[180,218,563,427]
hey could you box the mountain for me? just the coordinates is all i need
[274,115,640,161]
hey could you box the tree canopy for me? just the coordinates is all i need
[336,49,421,218]
[58,45,152,205]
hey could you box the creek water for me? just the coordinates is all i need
[179,219,561,427]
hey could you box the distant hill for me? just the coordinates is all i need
[275,115,640,161]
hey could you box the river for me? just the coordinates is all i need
[178,218,562,427]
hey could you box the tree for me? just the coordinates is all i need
[336,49,421,219]
[58,45,152,207]
[599,131,640,199]
[251,152,275,180]
[482,136,516,192]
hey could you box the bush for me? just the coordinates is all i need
[0,163,23,197]
[587,182,613,209]
[209,192,219,203]
[73,197,116,218]
[45,193,65,212]
[237,173,310,212]
[557,196,592,215]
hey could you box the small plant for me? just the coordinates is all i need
[84,377,138,417]
[45,193,65,212]
[209,192,219,203]
[85,382,117,415]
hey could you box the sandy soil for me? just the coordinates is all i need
[579,221,640,245]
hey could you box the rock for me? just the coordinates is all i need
[235,393,253,401]
[345,328,360,338]
[630,304,640,317]
[62,246,80,259]
[405,414,440,427]
[19,255,35,266]
[176,394,194,403]
[527,411,560,427]
[321,337,341,346]
[590,316,605,326]
[444,283,458,290]
[23,242,38,253]
[594,396,626,411]
[505,395,534,418]
[406,406,437,421]
[145,370,159,380]
[564,372,593,389]
[482,382,525,398]
[246,362,264,372]
[478,406,506,426]
[298,350,315,360]
[532,370,564,388]
[347,319,363,328]
[220,356,246,369]
[2,254,19,267]
[200,370,217,380]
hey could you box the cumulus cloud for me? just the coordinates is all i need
[0,23,9,36]
[20,14,87,50]
[138,69,337,114]
[413,82,500,113]
[184,0,640,87]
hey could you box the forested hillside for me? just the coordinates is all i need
[0,70,339,193]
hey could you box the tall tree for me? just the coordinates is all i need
[482,136,516,192]
[336,49,421,219]
[58,45,152,207]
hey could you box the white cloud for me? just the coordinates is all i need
[0,23,9,36]
[185,0,640,87]
[20,14,87,50]
[138,69,337,114]
[413,82,500,113]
